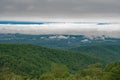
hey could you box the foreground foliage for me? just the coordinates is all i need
[0,62,120,80]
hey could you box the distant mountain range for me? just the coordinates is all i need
[0,33,120,49]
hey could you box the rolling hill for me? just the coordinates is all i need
[71,44,120,62]
[0,44,101,77]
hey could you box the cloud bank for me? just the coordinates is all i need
[0,23,120,38]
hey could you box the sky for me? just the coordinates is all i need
[0,0,120,21]
[0,0,120,38]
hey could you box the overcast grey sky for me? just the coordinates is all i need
[0,0,120,21]
[0,0,120,38]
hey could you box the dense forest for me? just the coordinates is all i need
[0,62,120,80]
[71,44,120,62]
[0,44,120,80]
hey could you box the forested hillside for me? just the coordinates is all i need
[0,44,101,78]
[71,44,120,62]
[0,44,120,80]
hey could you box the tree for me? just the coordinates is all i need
[76,63,105,80]
[40,63,70,80]
[51,63,70,78]
[104,62,120,80]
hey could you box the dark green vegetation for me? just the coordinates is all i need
[1,62,120,80]
[0,44,120,80]
[0,44,101,77]
[71,44,120,62]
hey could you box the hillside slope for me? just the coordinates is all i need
[71,44,120,62]
[0,44,101,77]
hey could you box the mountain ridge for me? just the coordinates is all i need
[70,44,120,62]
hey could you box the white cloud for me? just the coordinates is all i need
[0,23,120,38]
[85,35,106,40]
[71,37,76,39]
[81,39,89,43]
[48,35,69,39]
[40,37,45,39]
